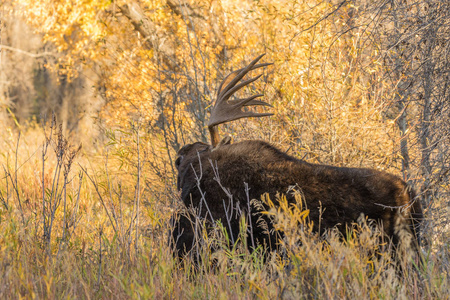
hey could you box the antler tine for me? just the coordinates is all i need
[221,74,264,103]
[208,55,273,147]
[228,94,273,108]
[217,62,272,100]
[216,54,266,98]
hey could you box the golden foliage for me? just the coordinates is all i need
[7,0,397,176]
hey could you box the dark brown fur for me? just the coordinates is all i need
[170,139,423,258]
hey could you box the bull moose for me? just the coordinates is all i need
[170,54,423,260]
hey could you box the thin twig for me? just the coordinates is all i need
[0,44,57,58]
[79,164,118,235]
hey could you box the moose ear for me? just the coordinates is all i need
[213,136,232,151]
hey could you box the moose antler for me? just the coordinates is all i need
[208,54,273,147]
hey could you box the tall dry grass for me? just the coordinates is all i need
[0,118,448,299]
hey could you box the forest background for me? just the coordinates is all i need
[0,0,449,298]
